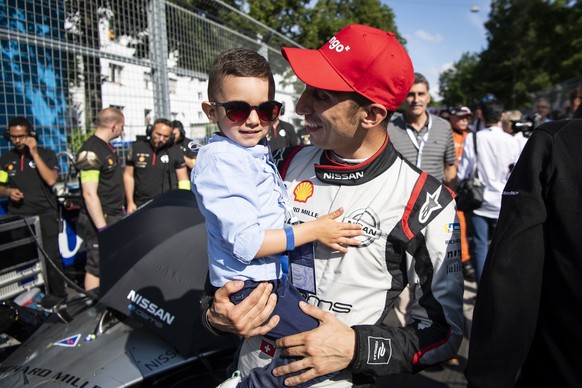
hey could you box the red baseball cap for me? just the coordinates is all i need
[281,24,414,111]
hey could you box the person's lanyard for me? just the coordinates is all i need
[405,114,432,168]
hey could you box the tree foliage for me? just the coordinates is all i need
[225,0,402,48]
[440,0,582,109]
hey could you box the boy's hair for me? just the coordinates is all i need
[207,48,275,101]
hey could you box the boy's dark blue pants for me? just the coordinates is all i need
[229,279,337,387]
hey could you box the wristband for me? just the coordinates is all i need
[284,226,295,251]
[97,226,107,232]
[178,180,191,190]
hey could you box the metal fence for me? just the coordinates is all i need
[0,0,303,173]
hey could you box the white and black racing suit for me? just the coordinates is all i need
[209,137,465,387]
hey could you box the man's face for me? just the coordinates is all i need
[113,118,125,140]
[151,123,173,149]
[8,125,31,152]
[295,85,363,158]
[205,76,273,148]
[535,101,550,118]
[449,115,471,132]
[403,82,431,120]
[172,127,182,142]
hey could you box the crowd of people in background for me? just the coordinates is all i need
[1,24,582,386]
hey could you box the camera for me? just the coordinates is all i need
[511,114,540,137]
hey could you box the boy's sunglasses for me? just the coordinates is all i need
[212,100,283,122]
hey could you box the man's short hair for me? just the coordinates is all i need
[482,100,504,124]
[153,118,172,128]
[207,48,275,101]
[414,73,430,91]
[8,116,32,131]
[96,107,124,128]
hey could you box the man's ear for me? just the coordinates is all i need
[202,101,216,123]
[361,103,388,129]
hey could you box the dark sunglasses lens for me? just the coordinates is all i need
[224,102,251,122]
[258,102,281,121]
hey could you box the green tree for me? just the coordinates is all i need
[440,0,582,109]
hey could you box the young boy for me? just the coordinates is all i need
[192,48,362,387]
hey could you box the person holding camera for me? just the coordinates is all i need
[501,110,530,154]
[123,118,190,214]
[457,100,521,284]
[0,116,66,300]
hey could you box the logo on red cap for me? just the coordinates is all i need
[282,24,414,111]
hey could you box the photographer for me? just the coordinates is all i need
[501,110,531,154]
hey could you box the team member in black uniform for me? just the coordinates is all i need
[466,116,582,387]
[171,120,198,173]
[0,117,66,299]
[267,116,299,152]
[123,118,190,214]
[76,107,126,291]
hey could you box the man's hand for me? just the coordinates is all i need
[9,188,24,202]
[273,301,356,386]
[208,280,280,338]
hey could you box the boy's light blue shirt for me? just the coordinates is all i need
[192,133,288,287]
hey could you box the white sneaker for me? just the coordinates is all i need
[216,370,241,388]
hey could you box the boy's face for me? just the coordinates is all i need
[203,76,273,147]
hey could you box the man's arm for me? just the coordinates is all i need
[25,138,58,186]
[183,155,195,170]
[123,165,137,213]
[81,178,107,230]
[175,166,190,190]
[205,280,279,338]
[273,201,464,386]
[444,163,457,189]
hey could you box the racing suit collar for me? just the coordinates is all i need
[315,135,398,185]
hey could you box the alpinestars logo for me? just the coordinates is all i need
[419,186,443,223]
[345,208,381,247]
[366,336,392,365]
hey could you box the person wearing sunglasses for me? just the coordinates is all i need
[193,48,362,387]
[203,25,464,388]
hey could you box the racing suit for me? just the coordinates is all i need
[217,137,465,387]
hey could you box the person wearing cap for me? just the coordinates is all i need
[194,48,362,388]
[450,106,477,283]
[204,24,464,387]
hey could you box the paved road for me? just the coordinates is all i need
[376,279,477,388]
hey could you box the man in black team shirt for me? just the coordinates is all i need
[171,120,198,173]
[123,118,190,214]
[0,116,66,300]
[76,107,126,291]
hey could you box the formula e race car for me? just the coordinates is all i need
[0,190,240,387]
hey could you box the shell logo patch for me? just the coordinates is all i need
[293,180,314,203]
